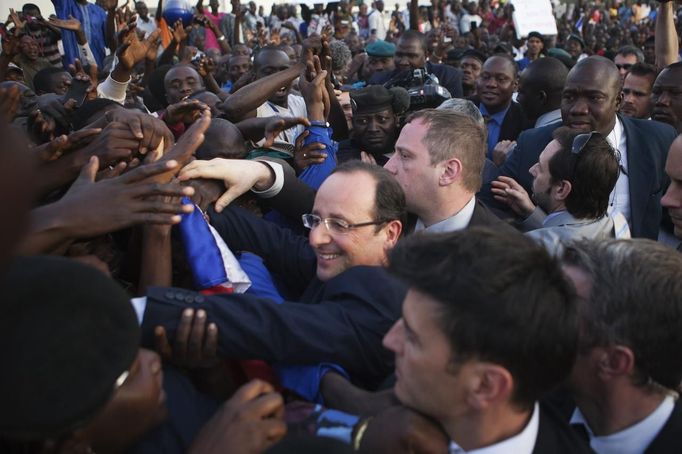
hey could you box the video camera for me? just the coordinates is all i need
[383,68,451,111]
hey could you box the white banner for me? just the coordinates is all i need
[510,0,558,39]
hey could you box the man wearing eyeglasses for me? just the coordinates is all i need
[140,160,408,393]
[491,127,628,255]
[485,56,677,240]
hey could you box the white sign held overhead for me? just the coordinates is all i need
[510,0,558,39]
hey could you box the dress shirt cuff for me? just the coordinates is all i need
[250,160,284,198]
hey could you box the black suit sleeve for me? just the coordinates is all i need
[142,266,406,389]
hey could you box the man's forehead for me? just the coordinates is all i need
[654,68,682,87]
[166,67,199,82]
[314,172,376,213]
[355,108,394,119]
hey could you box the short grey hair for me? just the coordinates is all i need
[437,98,485,126]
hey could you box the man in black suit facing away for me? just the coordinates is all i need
[562,238,682,454]
[368,30,463,99]
[486,56,678,240]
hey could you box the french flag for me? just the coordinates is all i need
[177,197,251,295]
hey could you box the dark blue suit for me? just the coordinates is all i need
[140,206,407,390]
[479,116,677,240]
[369,61,464,98]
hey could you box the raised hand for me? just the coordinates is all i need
[172,19,189,44]
[155,308,220,369]
[47,14,82,31]
[490,175,535,218]
[189,380,286,454]
[8,8,25,30]
[298,55,328,121]
[293,130,327,172]
[33,128,101,162]
[263,116,311,148]
[164,99,210,125]
[54,157,195,238]
[117,25,162,70]
[178,158,275,212]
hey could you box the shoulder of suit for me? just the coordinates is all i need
[623,116,678,137]
[517,122,560,142]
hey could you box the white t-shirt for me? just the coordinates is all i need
[255,94,307,144]
[135,16,158,39]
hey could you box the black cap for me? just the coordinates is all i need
[493,42,513,55]
[461,49,486,63]
[528,31,544,41]
[0,256,140,440]
[350,85,410,115]
[568,33,585,48]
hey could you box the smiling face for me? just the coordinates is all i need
[561,60,621,135]
[254,49,292,106]
[661,136,682,239]
[308,171,396,281]
[476,56,517,113]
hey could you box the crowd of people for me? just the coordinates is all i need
[2,0,682,452]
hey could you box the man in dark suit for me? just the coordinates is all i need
[368,30,463,99]
[482,56,677,240]
[562,238,682,453]
[366,228,590,453]
[661,135,682,242]
[141,162,407,391]
[470,55,531,161]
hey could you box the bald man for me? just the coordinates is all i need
[484,56,677,240]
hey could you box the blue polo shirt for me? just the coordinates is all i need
[480,102,511,159]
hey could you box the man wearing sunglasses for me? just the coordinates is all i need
[492,127,627,255]
[486,56,677,240]
[614,45,645,84]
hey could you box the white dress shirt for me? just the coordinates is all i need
[605,117,631,225]
[570,395,676,454]
[414,196,476,233]
[449,403,540,454]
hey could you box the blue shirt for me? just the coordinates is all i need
[52,0,108,67]
[480,103,511,159]
[298,124,338,191]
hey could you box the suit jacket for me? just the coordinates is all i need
[141,206,407,390]
[368,61,464,98]
[527,212,620,256]
[480,115,678,240]
[533,402,594,454]
[471,98,532,144]
[645,398,682,453]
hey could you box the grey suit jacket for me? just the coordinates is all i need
[527,211,624,256]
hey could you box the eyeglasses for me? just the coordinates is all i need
[615,63,633,71]
[302,213,387,234]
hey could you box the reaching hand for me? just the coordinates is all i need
[358,406,449,454]
[155,308,220,369]
[172,19,189,44]
[117,25,162,70]
[164,99,210,125]
[263,116,311,148]
[34,128,101,162]
[104,107,176,155]
[8,9,25,29]
[298,55,328,121]
[490,176,536,218]
[293,130,327,172]
[47,14,82,32]
[56,157,195,238]
[189,380,286,454]
[193,55,216,78]
[178,158,274,212]
[491,140,516,167]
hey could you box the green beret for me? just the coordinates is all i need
[547,48,575,69]
[350,85,410,115]
[0,256,140,441]
[365,40,396,58]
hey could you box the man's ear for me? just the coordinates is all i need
[597,345,636,380]
[466,363,514,411]
[383,219,403,247]
[439,157,462,186]
[554,179,572,201]
[538,90,548,105]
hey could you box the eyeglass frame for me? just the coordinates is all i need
[301,213,388,234]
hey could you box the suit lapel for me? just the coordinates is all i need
[620,115,655,236]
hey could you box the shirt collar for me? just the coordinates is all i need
[570,395,677,454]
[449,402,540,454]
[415,196,476,233]
[479,103,511,125]
[535,109,562,128]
